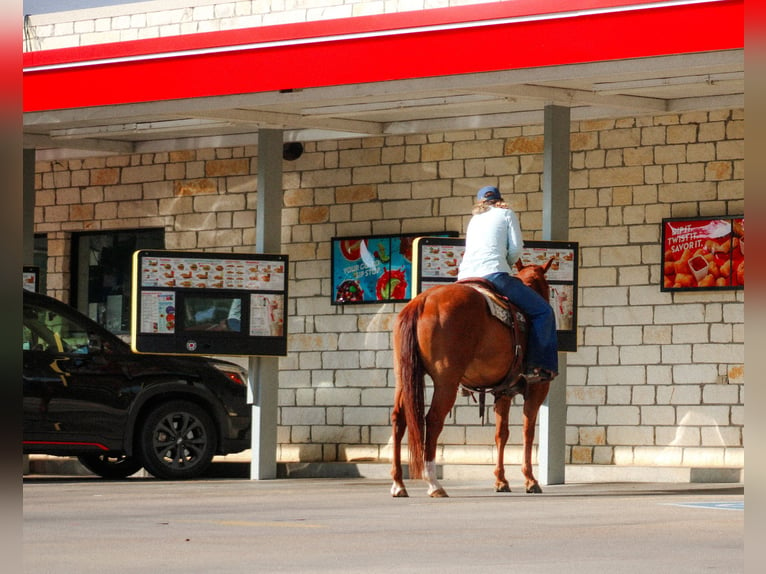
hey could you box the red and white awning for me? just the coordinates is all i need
[24,0,743,113]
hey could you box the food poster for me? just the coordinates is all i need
[661,217,744,290]
[249,294,285,337]
[332,236,415,303]
[550,284,574,331]
[140,291,176,333]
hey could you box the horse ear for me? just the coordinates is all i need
[543,257,555,273]
[515,259,523,271]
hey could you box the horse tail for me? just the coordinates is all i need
[394,297,427,480]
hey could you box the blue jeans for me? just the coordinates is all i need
[484,272,558,374]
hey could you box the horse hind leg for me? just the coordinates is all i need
[493,395,512,493]
[422,383,459,498]
[390,386,409,497]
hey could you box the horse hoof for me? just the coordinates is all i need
[429,488,449,498]
[391,484,409,497]
[495,484,512,493]
[526,483,543,494]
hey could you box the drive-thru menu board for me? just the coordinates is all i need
[131,250,288,356]
[516,243,578,350]
[413,237,579,352]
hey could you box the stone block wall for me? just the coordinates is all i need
[33,108,745,469]
[23,0,498,51]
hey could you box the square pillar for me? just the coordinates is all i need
[539,105,570,485]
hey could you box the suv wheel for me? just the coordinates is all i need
[138,400,217,480]
[77,454,144,479]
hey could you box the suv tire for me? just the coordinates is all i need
[77,454,144,479]
[138,400,217,480]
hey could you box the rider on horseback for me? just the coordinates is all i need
[458,185,558,384]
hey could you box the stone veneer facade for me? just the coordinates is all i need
[23,0,500,51]
[33,112,745,470]
[25,0,744,471]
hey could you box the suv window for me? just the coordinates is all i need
[23,303,91,354]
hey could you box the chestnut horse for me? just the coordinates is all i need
[390,259,554,498]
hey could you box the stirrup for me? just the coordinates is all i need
[524,368,555,384]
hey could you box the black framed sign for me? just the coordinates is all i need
[23,266,40,293]
[413,236,465,295]
[661,216,744,291]
[131,250,288,356]
[517,241,579,352]
[331,232,457,304]
[413,237,579,352]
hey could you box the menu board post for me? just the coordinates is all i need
[131,250,288,356]
[414,237,579,352]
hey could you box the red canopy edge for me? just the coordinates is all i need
[23,0,743,112]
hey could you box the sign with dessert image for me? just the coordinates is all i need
[331,232,457,304]
[661,216,744,291]
[131,250,288,356]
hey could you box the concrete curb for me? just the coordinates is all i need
[24,455,743,484]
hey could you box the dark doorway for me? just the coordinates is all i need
[71,229,164,335]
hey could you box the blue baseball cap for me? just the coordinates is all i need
[476,185,502,202]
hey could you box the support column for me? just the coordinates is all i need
[23,149,35,266]
[249,129,283,480]
[22,148,35,475]
[539,105,570,486]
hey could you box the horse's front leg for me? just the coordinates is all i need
[422,387,458,497]
[521,381,550,493]
[390,387,409,497]
[493,395,512,492]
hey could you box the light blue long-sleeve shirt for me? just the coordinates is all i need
[457,206,523,279]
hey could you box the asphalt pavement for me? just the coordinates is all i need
[23,470,743,574]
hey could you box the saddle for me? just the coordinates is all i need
[455,278,529,419]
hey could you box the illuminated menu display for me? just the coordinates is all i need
[132,250,288,356]
[413,237,579,352]
[139,255,285,291]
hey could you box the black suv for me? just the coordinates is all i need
[23,290,251,479]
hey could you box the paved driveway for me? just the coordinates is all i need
[23,475,743,573]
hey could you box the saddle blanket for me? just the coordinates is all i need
[463,281,526,331]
